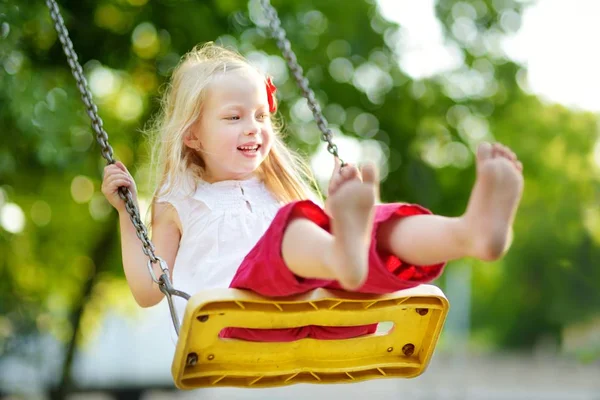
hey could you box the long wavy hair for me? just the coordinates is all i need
[147,42,321,216]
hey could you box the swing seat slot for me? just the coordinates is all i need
[172,285,448,389]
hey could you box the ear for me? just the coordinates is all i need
[183,131,202,151]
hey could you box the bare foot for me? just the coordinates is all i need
[462,142,524,261]
[326,164,378,290]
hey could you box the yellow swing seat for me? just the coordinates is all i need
[172,284,449,389]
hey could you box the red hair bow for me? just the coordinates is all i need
[266,76,277,113]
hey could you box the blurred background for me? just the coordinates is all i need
[2,0,600,398]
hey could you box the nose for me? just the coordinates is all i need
[244,119,260,136]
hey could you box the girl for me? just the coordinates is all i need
[102,43,524,341]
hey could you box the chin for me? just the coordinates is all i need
[233,168,260,179]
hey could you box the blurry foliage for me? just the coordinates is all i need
[1,0,600,373]
[435,0,600,351]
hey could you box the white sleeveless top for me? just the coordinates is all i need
[156,175,283,322]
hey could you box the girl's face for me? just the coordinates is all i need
[187,68,274,183]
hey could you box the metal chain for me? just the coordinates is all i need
[45,0,159,264]
[259,0,344,166]
[44,0,189,332]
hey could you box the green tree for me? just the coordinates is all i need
[1,0,599,395]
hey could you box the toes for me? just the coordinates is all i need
[477,142,493,161]
[505,147,517,161]
[360,163,379,184]
[341,164,360,180]
[490,143,519,163]
[499,144,516,161]
[492,143,504,157]
[515,161,523,172]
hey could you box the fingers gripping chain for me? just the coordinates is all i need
[258,0,345,167]
[44,0,187,333]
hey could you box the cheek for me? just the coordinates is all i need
[263,126,274,143]
[262,133,274,153]
[206,132,236,152]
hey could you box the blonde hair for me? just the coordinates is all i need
[148,42,321,214]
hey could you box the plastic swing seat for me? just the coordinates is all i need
[172,284,448,389]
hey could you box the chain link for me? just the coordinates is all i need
[259,0,344,166]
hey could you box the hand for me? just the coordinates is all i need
[101,161,138,212]
[328,157,362,197]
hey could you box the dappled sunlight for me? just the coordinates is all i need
[542,136,568,172]
[0,203,25,234]
[89,65,123,98]
[415,119,472,170]
[94,4,131,34]
[352,62,393,104]
[3,50,23,75]
[311,134,389,190]
[132,22,160,59]
[132,67,159,93]
[70,176,95,204]
[583,208,600,245]
[256,53,289,82]
[69,126,94,152]
[353,112,379,138]
[30,200,52,227]
[326,39,352,59]
[115,88,144,121]
[290,97,314,123]
[89,193,113,222]
[328,57,354,83]
[13,261,44,294]
[441,64,499,100]
[323,103,346,125]
[421,139,472,169]
[592,140,600,173]
[457,114,493,146]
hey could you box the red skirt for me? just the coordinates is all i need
[221,200,445,341]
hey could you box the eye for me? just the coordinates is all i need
[257,113,270,121]
[225,115,240,121]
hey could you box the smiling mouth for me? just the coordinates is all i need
[237,144,261,152]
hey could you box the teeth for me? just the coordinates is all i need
[239,145,259,151]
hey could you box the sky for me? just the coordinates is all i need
[378,0,600,113]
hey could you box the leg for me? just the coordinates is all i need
[281,218,336,280]
[282,171,378,291]
[378,142,524,265]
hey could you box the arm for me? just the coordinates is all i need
[118,202,181,307]
[102,162,181,307]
